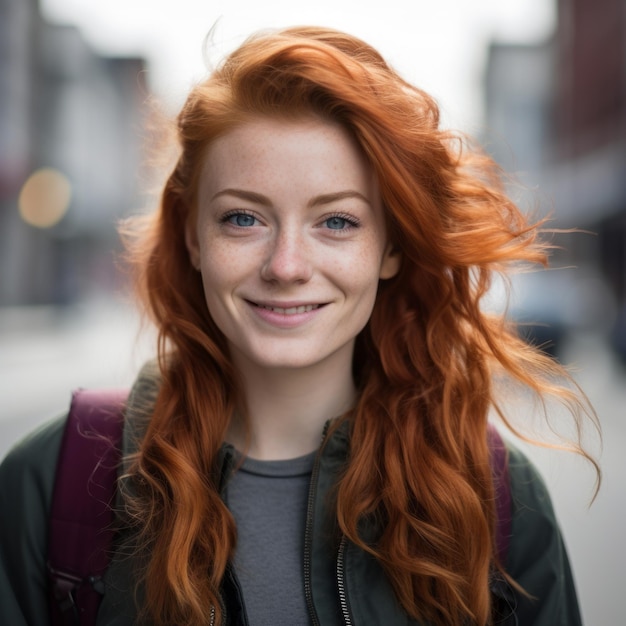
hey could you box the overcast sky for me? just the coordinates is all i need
[41,0,556,133]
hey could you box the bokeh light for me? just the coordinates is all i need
[18,167,72,229]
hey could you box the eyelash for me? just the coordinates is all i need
[219,209,259,227]
[321,213,361,230]
[218,210,361,230]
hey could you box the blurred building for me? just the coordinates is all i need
[0,0,147,306]
[483,0,626,360]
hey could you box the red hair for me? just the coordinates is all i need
[122,26,599,625]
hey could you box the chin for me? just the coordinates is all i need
[251,355,322,370]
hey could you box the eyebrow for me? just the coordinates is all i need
[210,188,372,208]
[211,188,272,205]
[308,190,372,208]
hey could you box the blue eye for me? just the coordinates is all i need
[325,216,350,230]
[226,212,256,227]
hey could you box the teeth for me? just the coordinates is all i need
[261,304,319,314]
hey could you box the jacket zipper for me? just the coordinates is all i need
[336,536,354,626]
[303,422,332,626]
[208,575,229,626]
[214,448,235,626]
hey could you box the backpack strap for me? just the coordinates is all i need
[47,388,128,626]
[487,423,512,566]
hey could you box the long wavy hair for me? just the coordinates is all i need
[122,26,598,626]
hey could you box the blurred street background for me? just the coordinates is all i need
[1,0,624,624]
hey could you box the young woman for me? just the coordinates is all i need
[0,26,598,626]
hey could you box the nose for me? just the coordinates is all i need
[260,228,313,284]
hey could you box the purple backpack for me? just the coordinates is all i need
[47,389,512,625]
[47,389,127,626]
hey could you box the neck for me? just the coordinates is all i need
[227,355,356,461]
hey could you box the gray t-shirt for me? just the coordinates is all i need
[225,450,317,625]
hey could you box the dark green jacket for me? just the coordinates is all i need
[0,365,583,625]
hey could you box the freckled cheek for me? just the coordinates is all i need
[199,239,258,275]
[194,234,259,319]
[339,239,388,279]
[332,257,387,301]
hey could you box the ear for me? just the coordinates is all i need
[379,242,401,280]
[184,213,201,271]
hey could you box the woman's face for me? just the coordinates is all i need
[186,115,399,375]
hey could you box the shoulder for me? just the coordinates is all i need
[0,359,161,496]
[505,443,558,551]
[507,443,552,503]
[502,440,583,625]
[0,415,67,543]
[0,414,66,511]
[504,443,563,582]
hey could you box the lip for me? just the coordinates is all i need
[246,299,327,328]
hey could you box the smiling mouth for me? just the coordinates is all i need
[251,302,322,315]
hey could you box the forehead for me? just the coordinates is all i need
[198,115,375,194]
